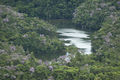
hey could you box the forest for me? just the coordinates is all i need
[0,0,120,80]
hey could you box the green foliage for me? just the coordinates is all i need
[73,0,118,30]
[0,5,66,60]
[91,11,120,64]
[1,0,120,79]
[35,65,50,80]
[53,66,79,80]
[0,0,85,19]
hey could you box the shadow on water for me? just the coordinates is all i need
[48,19,75,28]
[48,19,92,54]
[41,19,92,61]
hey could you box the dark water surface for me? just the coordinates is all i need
[49,19,92,54]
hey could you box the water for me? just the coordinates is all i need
[48,19,92,54]
[57,28,91,54]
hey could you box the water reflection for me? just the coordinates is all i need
[57,28,91,54]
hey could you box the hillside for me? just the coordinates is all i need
[0,5,66,60]
[0,0,120,80]
[0,0,85,19]
[73,0,120,65]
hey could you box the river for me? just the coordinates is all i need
[49,19,92,54]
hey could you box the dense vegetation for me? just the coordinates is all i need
[0,0,120,80]
[0,0,85,19]
[73,0,120,30]
[0,5,66,60]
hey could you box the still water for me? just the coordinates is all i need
[49,19,92,54]
[57,28,91,54]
